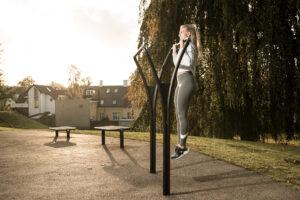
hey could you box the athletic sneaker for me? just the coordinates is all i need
[171,146,189,160]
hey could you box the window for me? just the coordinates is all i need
[112,100,117,105]
[86,89,95,96]
[114,88,118,93]
[112,112,120,120]
[99,112,105,120]
[106,88,110,93]
[100,100,104,105]
[34,88,39,108]
[127,111,134,119]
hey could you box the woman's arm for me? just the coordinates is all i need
[173,43,197,70]
[180,43,196,68]
[172,44,178,66]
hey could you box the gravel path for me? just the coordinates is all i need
[0,130,299,200]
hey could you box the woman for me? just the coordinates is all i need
[171,24,198,160]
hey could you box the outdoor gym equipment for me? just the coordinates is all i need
[133,38,191,196]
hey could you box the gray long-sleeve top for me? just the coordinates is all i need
[172,42,197,76]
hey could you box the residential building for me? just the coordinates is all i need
[27,85,66,118]
[84,80,136,126]
[8,80,137,127]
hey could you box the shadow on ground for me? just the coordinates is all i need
[193,168,258,182]
[44,141,76,148]
[102,145,160,188]
[172,180,274,196]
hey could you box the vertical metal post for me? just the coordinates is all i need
[55,130,58,142]
[133,39,190,196]
[120,130,124,148]
[133,45,156,173]
[66,130,70,141]
[143,47,173,175]
[143,48,169,195]
[164,39,191,195]
[101,130,105,145]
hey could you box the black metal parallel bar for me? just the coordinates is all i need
[144,49,167,126]
[164,38,191,196]
[133,51,156,174]
[144,48,169,195]
[134,44,145,57]
[134,46,172,175]
[149,48,172,177]
[133,40,190,196]
[152,48,172,111]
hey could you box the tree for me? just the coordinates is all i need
[130,0,299,141]
[81,76,92,87]
[0,69,10,105]
[0,43,4,86]
[17,76,35,88]
[67,64,84,98]
[50,81,66,90]
[0,69,4,88]
[0,43,12,110]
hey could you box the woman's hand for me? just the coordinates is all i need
[179,39,184,48]
[172,44,177,54]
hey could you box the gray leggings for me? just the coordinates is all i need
[174,71,195,147]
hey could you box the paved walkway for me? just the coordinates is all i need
[0,130,299,200]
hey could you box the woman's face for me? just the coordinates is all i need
[179,26,190,41]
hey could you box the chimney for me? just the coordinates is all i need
[99,80,103,87]
[123,80,128,87]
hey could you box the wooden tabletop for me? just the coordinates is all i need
[49,126,76,131]
[94,126,130,131]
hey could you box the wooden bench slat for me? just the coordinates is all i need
[94,126,130,131]
[49,126,76,131]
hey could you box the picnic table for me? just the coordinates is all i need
[94,126,130,148]
[49,126,76,142]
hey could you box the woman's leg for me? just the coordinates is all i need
[174,85,180,144]
[175,73,195,147]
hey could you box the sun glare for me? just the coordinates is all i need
[0,0,140,86]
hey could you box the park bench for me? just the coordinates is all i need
[49,126,76,142]
[94,126,130,148]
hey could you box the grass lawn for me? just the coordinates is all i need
[0,111,47,129]
[75,129,300,188]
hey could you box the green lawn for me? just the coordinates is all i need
[0,111,47,129]
[75,129,300,188]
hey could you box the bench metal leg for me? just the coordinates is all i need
[66,130,70,142]
[120,130,124,148]
[101,130,105,145]
[54,130,59,142]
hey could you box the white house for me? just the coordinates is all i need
[27,85,65,118]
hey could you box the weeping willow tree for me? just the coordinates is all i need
[129,0,300,141]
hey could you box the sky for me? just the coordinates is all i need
[0,0,141,86]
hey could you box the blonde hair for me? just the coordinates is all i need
[180,24,202,60]
[181,24,198,48]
